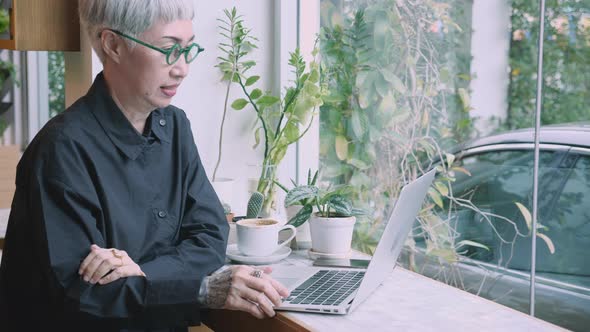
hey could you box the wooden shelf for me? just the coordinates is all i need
[0,0,80,51]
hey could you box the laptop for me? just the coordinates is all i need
[272,168,436,315]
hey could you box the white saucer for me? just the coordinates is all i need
[226,244,291,265]
[308,248,351,260]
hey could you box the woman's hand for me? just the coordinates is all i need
[206,265,290,319]
[78,244,146,285]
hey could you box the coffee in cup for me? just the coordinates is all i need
[236,218,296,256]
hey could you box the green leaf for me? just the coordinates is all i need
[351,207,367,216]
[241,60,256,68]
[287,205,313,228]
[308,68,319,83]
[537,233,555,254]
[458,88,471,112]
[257,95,280,108]
[285,185,319,207]
[231,98,248,110]
[326,196,352,216]
[456,240,489,251]
[284,122,300,142]
[351,111,367,140]
[391,107,411,123]
[245,75,260,86]
[348,158,370,170]
[391,74,407,94]
[252,127,261,149]
[428,248,457,263]
[250,88,262,100]
[350,171,371,188]
[428,188,443,208]
[445,153,456,168]
[515,202,532,231]
[310,170,319,186]
[335,136,348,161]
[434,182,448,197]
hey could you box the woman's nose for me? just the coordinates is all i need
[171,56,190,78]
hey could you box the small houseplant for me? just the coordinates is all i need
[217,7,323,218]
[283,173,365,255]
[276,169,320,249]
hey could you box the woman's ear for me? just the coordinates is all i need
[100,30,124,64]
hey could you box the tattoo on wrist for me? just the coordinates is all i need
[205,268,232,309]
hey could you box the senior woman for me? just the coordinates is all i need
[0,0,288,330]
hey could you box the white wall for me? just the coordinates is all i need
[470,0,511,135]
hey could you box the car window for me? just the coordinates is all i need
[437,149,563,268]
[539,153,590,287]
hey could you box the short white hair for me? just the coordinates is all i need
[78,0,194,63]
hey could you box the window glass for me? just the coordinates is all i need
[444,150,560,268]
[543,154,590,286]
[48,51,65,118]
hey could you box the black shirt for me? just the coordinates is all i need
[0,73,228,331]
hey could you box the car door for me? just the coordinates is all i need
[440,144,590,332]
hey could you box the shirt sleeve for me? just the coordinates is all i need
[29,131,228,327]
[137,149,229,310]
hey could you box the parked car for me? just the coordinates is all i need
[400,123,590,332]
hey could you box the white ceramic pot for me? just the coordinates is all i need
[309,213,356,254]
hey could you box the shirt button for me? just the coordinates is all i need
[159,119,167,126]
[158,210,167,218]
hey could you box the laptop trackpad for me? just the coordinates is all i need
[273,277,301,288]
[271,266,318,289]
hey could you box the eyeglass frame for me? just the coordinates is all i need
[107,29,205,65]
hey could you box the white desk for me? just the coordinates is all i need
[204,249,566,332]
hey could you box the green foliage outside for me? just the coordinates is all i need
[0,7,11,137]
[317,0,573,291]
[319,0,475,255]
[48,52,65,118]
[503,0,590,129]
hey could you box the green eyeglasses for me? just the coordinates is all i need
[108,29,205,65]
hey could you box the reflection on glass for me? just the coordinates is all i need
[318,0,588,330]
[319,0,475,257]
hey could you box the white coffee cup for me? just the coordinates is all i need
[236,218,296,256]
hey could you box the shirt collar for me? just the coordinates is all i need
[86,72,171,160]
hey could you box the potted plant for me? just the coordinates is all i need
[217,7,323,218]
[275,169,320,249]
[283,177,365,255]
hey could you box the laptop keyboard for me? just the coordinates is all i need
[284,270,365,306]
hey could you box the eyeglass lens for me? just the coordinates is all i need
[166,44,202,65]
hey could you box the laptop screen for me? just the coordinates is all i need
[350,169,436,312]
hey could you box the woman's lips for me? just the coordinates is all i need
[161,85,178,97]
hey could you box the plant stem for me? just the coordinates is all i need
[212,69,236,182]
[237,77,270,159]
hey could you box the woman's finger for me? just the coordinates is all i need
[98,264,146,285]
[225,293,266,319]
[89,256,121,284]
[98,265,131,285]
[238,286,276,317]
[258,268,290,299]
[78,245,102,275]
[81,252,107,282]
[244,274,283,307]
